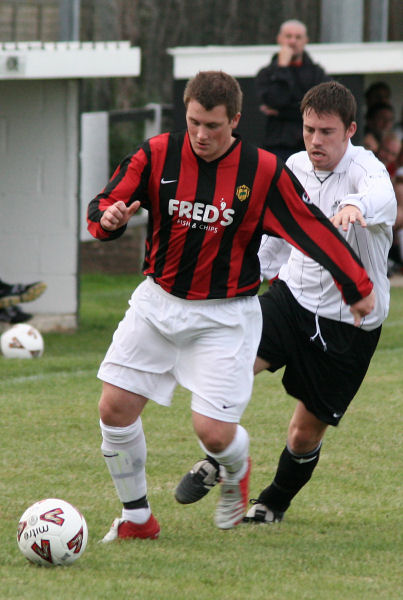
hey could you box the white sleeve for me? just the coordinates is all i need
[338,161,397,227]
[258,235,292,281]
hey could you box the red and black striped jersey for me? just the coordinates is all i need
[87,131,372,303]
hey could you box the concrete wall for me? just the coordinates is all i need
[0,42,141,331]
[0,78,79,329]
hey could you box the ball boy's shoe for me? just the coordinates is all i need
[0,281,47,309]
[0,305,32,323]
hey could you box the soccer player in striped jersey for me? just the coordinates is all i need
[87,72,375,540]
[176,81,396,526]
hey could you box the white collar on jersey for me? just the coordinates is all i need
[313,170,333,183]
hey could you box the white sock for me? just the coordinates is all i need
[199,425,249,482]
[122,507,150,525]
[100,418,148,508]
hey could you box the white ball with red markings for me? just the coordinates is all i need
[17,498,88,566]
[1,323,44,359]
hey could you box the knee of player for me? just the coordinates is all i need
[193,413,237,453]
[198,429,231,454]
[98,393,127,426]
[99,396,113,423]
[287,426,321,455]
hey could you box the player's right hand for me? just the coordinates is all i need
[277,45,294,66]
[100,200,140,231]
[331,205,367,232]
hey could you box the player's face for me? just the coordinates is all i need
[277,24,307,59]
[303,109,357,171]
[186,100,240,162]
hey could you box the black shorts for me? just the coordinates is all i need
[258,280,382,426]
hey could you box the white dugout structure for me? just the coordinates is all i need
[0,42,140,331]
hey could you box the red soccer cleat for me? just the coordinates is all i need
[101,514,160,543]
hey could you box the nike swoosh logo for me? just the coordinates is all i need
[161,177,177,184]
[292,455,318,464]
[222,404,236,409]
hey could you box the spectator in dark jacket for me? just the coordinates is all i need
[255,20,330,160]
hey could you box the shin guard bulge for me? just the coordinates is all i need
[100,418,147,503]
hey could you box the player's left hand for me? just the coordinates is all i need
[331,205,367,232]
[350,289,375,326]
[259,104,279,117]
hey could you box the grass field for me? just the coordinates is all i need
[1,274,402,600]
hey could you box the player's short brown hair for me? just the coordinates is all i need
[301,81,357,129]
[183,71,243,121]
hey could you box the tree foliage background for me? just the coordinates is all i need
[78,0,402,111]
[1,0,402,111]
[78,0,327,162]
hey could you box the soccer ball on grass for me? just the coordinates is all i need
[17,498,88,566]
[1,323,44,359]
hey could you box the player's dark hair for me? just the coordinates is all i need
[365,102,394,122]
[183,71,243,120]
[365,81,391,103]
[301,81,356,130]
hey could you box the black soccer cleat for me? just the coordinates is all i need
[0,281,47,309]
[0,305,32,323]
[175,457,220,504]
[243,499,284,524]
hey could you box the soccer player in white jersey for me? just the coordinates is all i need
[176,81,397,523]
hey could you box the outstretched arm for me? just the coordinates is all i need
[331,205,375,326]
[262,165,374,307]
[87,147,150,240]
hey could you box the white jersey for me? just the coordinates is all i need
[259,142,396,330]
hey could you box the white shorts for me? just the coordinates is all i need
[98,277,262,423]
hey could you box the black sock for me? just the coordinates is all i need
[258,443,322,513]
[123,495,148,510]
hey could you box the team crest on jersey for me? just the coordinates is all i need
[236,185,250,202]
